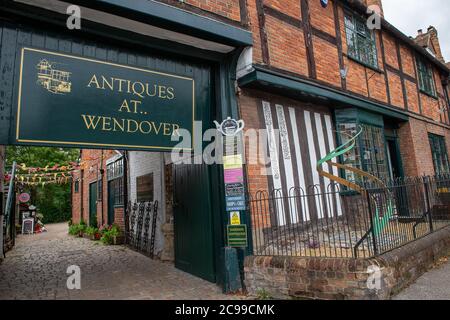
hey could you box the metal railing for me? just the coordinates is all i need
[125,201,159,258]
[249,175,450,259]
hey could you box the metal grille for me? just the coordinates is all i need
[125,201,159,258]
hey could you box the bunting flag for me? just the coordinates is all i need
[15,175,73,186]
[15,162,80,173]
[12,157,100,174]
[3,156,102,182]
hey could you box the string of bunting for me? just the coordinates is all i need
[15,175,73,186]
[3,156,101,184]
[13,157,99,174]
[15,162,79,173]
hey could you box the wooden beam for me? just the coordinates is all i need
[333,0,346,90]
[301,0,316,79]
[396,41,409,110]
[379,31,392,105]
[256,0,270,64]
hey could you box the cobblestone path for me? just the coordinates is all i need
[0,223,239,300]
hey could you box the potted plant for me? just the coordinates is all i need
[110,224,123,245]
[77,221,87,237]
[100,223,123,245]
[94,230,102,241]
[84,226,98,240]
[68,223,79,236]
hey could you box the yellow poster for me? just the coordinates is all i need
[223,154,243,170]
[230,211,241,225]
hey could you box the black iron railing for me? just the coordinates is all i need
[248,175,450,258]
[125,201,159,258]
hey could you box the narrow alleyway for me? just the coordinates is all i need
[0,223,239,300]
[393,257,450,300]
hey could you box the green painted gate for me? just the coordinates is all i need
[89,182,98,227]
[173,163,216,283]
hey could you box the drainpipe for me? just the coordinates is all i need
[80,169,84,223]
[100,150,104,226]
[123,151,128,207]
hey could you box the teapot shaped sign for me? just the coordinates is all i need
[213,117,245,137]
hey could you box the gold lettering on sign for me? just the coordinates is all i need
[81,114,181,137]
[82,72,184,140]
[86,74,176,100]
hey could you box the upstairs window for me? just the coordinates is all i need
[107,157,124,206]
[417,57,436,97]
[344,12,378,69]
[429,134,450,175]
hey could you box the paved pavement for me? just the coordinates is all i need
[0,223,240,300]
[393,257,450,300]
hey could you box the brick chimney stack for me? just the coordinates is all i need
[427,26,445,63]
[365,0,384,17]
[414,26,445,63]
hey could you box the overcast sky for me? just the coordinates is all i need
[382,0,450,62]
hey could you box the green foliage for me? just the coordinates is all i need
[68,223,86,236]
[100,223,121,245]
[68,224,79,235]
[256,288,272,300]
[5,146,79,224]
[85,226,98,236]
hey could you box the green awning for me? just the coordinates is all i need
[238,66,409,122]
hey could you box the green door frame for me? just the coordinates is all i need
[385,134,405,179]
[0,2,251,290]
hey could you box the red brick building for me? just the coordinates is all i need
[71,149,125,230]
[71,0,450,219]
[58,0,450,293]
[238,0,450,198]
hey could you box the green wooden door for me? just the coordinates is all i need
[89,182,98,227]
[107,181,115,225]
[173,163,216,282]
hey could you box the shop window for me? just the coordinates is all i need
[428,134,450,175]
[136,173,154,203]
[107,157,124,180]
[107,157,124,206]
[344,11,378,69]
[337,122,389,183]
[416,57,436,97]
[110,178,124,206]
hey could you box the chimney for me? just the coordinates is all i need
[417,29,423,35]
[427,26,445,63]
[366,0,384,17]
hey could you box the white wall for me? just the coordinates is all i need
[128,151,165,257]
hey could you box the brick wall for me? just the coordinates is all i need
[244,226,450,300]
[156,0,244,25]
[71,149,118,228]
[246,0,449,127]
[398,117,450,177]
